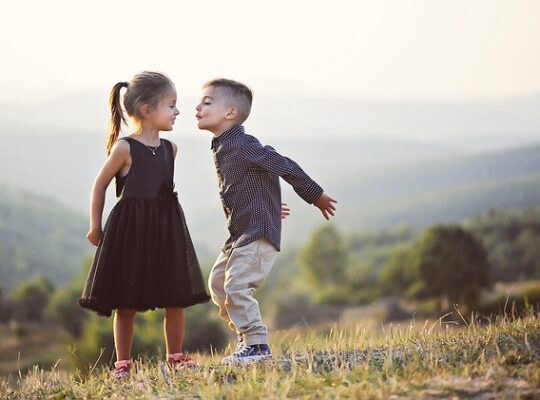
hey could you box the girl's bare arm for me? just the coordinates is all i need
[87,141,131,245]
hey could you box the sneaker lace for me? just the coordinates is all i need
[234,344,253,357]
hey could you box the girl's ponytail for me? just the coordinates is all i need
[106,82,129,155]
[105,72,173,154]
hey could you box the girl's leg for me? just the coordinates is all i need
[114,308,137,361]
[164,307,184,354]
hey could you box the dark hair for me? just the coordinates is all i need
[202,78,253,123]
[106,71,174,155]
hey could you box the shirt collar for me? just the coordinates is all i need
[211,125,244,150]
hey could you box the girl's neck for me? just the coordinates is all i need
[133,126,161,145]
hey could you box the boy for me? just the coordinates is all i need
[196,78,337,363]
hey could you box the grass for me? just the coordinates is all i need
[1,311,540,399]
[0,323,72,378]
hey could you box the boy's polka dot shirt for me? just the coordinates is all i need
[211,125,323,254]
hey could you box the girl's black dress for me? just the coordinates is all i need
[79,137,210,316]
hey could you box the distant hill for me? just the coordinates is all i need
[0,187,89,291]
[2,91,540,252]
[0,125,467,252]
[1,143,539,290]
[352,144,540,228]
[282,144,540,240]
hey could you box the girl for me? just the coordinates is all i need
[79,71,210,378]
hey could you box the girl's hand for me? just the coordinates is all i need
[87,228,103,246]
[314,192,337,220]
[281,203,291,219]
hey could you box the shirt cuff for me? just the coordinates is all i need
[300,182,324,204]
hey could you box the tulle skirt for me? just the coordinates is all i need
[79,195,210,317]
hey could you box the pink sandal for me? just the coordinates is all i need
[167,352,197,370]
[112,359,132,379]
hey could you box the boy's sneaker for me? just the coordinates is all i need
[222,344,272,364]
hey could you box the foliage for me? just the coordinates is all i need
[0,287,12,322]
[11,276,55,321]
[298,224,349,288]
[414,225,492,309]
[75,314,115,370]
[379,247,419,296]
[476,281,540,318]
[467,208,540,282]
[183,303,229,352]
[44,256,92,338]
[379,225,493,311]
[45,283,86,337]
[272,209,540,317]
[0,188,88,291]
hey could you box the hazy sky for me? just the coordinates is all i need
[1,0,539,102]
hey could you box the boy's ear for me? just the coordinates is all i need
[225,106,238,120]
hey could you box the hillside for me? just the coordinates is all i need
[283,143,540,239]
[1,141,540,291]
[0,187,89,290]
[0,126,466,252]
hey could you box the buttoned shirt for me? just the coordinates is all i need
[211,125,324,254]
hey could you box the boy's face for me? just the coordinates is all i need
[195,86,232,133]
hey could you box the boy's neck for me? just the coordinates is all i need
[213,122,241,138]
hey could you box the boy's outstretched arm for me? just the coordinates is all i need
[314,192,337,220]
[241,138,324,204]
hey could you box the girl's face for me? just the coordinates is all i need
[149,89,179,131]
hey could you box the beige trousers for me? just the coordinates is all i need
[208,239,278,345]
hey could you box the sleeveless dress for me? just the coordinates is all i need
[79,137,210,316]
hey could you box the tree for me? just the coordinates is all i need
[516,229,540,279]
[0,286,12,322]
[45,255,93,337]
[414,225,491,310]
[45,283,86,337]
[183,303,229,352]
[299,224,349,289]
[11,276,55,321]
[380,248,419,296]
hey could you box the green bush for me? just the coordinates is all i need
[314,286,350,305]
[476,294,540,319]
[11,276,55,321]
[183,303,229,352]
[414,298,442,317]
[274,293,341,329]
[348,287,382,305]
[45,283,86,337]
[9,320,27,338]
[523,284,540,307]
[0,288,12,322]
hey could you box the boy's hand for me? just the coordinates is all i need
[314,192,337,220]
[87,227,103,246]
[281,203,291,219]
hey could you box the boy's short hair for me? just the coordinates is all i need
[203,78,253,123]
